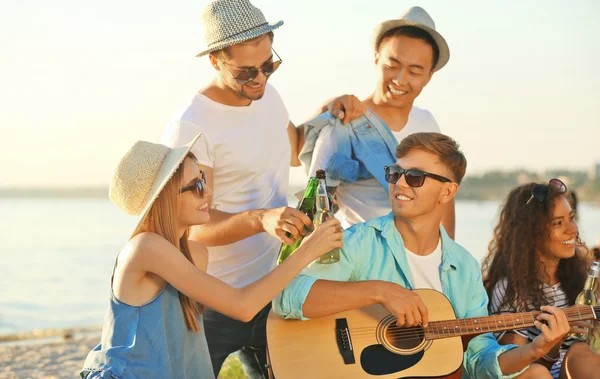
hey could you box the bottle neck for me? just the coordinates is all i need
[584,276,598,291]
[315,179,330,211]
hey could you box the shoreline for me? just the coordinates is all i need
[0,326,102,345]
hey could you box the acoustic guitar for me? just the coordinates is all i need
[266,289,599,379]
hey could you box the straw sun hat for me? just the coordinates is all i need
[109,134,203,232]
[372,6,449,71]
[196,0,283,57]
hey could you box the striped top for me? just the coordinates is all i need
[490,278,577,378]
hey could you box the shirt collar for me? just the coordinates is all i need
[368,212,459,271]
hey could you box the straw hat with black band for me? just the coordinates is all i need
[372,6,450,72]
[196,0,283,57]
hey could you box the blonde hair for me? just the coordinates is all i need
[131,154,202,332]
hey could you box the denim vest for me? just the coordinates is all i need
[299,110,398,193]
[80,284,214,379]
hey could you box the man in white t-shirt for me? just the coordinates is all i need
[161,1,311,378]
[298,6,455,235]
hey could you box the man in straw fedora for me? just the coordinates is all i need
[161,0,311,377]
[296,6,456,236]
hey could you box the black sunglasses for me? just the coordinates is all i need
[181,170,206,198]
[525,178,567,205]
[384,166,452,188]
[220,48,282,85]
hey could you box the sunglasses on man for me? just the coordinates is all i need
[219,48,283,85]
[384,166,452,188]
[525,178,567,205]
[181,170,207,198]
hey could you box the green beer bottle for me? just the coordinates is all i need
[313,169,340,264]
[276,177,319,264]
[574,261,600,341]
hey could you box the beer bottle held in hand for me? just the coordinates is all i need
[313,169,340,264]
[276,177,319,264]
[574,260,600,341]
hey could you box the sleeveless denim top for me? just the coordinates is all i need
[81,283,214,379]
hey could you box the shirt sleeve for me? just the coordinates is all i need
[272,227,363,319]
[308,125,341,186]
[490,279,530,341]
[162,121,214,168]
[463,266,528,379]
[426,110,441,133]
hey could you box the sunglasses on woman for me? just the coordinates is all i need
[220,49,282,85]
[525,178,567,205]
[384,166,452,188]
[181,170,206,198]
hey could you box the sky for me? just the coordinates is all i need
[1,0,599,188]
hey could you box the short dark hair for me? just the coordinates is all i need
[395,132,467,184]
[211,31,274,59]
[376,26,439,71]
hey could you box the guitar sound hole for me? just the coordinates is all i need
[385,325,425,350]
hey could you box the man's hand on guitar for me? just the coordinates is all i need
[377,282,429,327]
[531,305,571,357]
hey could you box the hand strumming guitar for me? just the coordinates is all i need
[375,281,429,328]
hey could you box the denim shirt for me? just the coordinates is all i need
[273,212,528,379]
[299,110,398,192]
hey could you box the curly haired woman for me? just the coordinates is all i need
[483,179,600,379]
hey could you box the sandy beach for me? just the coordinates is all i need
[0,335,99,379]
[0,333,246,379]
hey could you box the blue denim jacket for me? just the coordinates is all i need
[299,110,397,192]
[273,212,528,379]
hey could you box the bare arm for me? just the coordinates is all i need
[135,220,342,322]
[441,198,456,239]
[496,306,571,375]
[190,164,312,246]
[303,280,429,327]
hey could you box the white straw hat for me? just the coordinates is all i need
[109,134,203,232]
[372,6,449,71]
[196,0,283,57]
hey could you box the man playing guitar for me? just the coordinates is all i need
[274,133,574,379]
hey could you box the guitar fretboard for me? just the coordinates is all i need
[417,306,595,340]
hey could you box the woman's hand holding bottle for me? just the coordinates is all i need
[297,219,343,262]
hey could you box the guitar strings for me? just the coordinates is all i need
[348,308,591,332]
[344,309,593,342]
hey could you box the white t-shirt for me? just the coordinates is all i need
[308,106,440,227]
[162,83,290,288]
[404,239,443,291]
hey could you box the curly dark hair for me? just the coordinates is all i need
[482,182,589,312]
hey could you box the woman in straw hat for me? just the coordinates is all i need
[80,133,343,379]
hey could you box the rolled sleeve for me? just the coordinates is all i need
[464,334,524,379]
[273,274,319,320]
[462,264,528,379]
[273,228,362,320]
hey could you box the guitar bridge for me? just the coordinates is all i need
[335,318,355,364]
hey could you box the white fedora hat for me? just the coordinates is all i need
[372,6,449,71]
[109,134,203,233]
[196,0,283,57]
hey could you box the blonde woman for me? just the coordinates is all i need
[80,134,343,379]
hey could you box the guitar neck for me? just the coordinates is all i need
[423,305,596,340]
